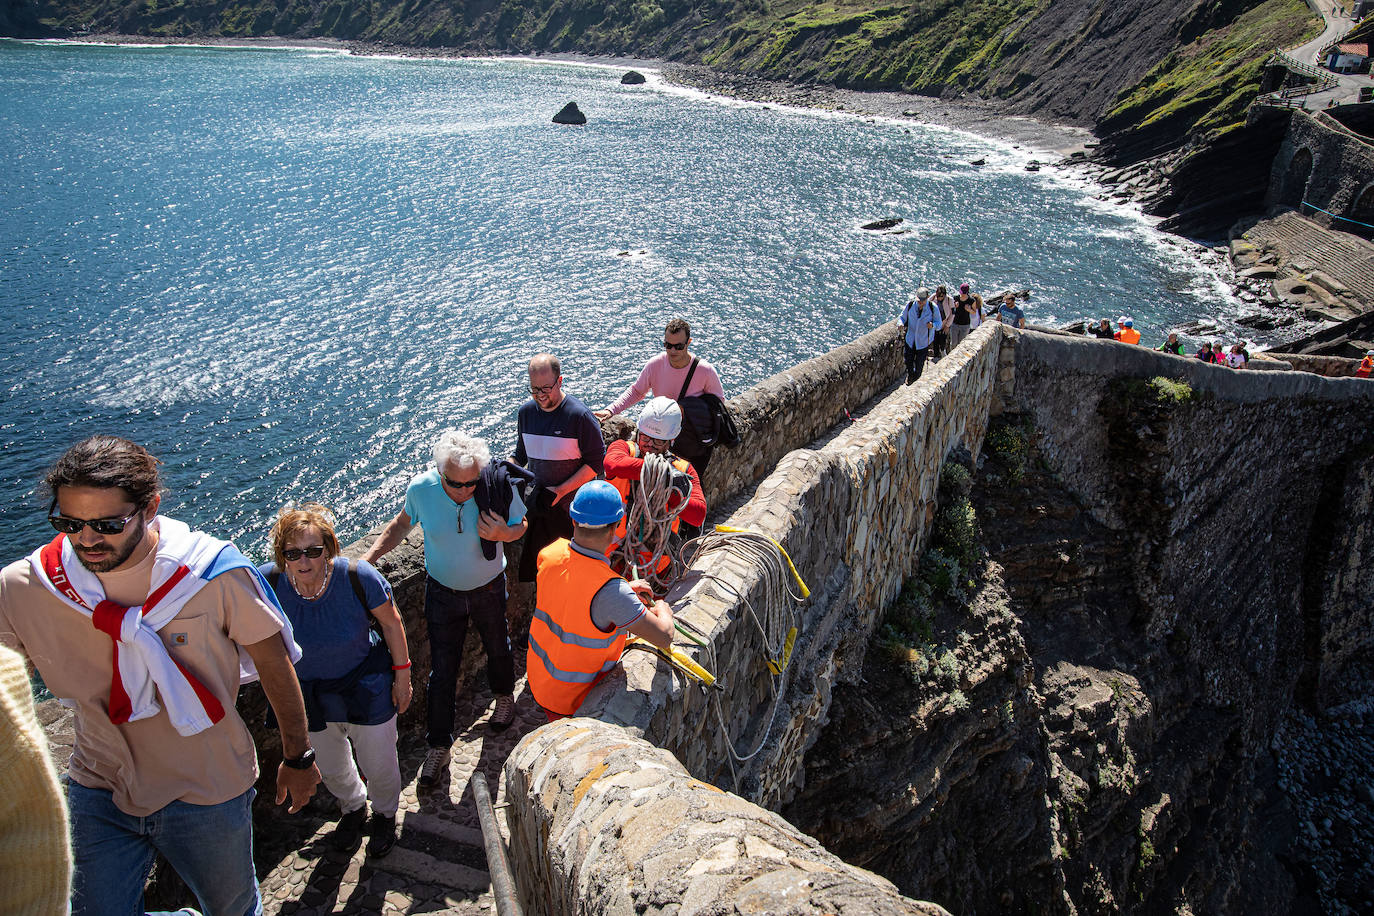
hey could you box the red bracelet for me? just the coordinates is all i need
[392,662,411,671]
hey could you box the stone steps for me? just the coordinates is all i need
[1245,213,1374,306]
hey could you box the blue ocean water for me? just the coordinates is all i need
[0,40,1242,561]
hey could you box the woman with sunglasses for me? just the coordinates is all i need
[260,504,411,858]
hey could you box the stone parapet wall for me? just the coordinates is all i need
[569,324,1003,809]
[503,719,952,916]
[1266,351,1370,378]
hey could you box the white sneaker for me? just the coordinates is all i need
[491,694,516,731]
[418,746,449,789]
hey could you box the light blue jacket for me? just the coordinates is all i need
[900,298,943,349]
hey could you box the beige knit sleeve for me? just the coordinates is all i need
[0,644,71,916]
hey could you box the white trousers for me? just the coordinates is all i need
[310,716,402,818]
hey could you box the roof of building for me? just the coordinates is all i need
[1336,43,1370,57]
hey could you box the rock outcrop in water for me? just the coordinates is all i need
[620,70,645,85]
[552,101,586,125]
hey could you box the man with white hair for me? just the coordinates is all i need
[363,430,529,787]
[900,287,943,385]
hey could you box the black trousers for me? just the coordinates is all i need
[517,489,573,582]
[904,343,930,383]
[424,572,513,748]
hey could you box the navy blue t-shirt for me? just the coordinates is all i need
[512,394,606,487]
[258,557,392,681]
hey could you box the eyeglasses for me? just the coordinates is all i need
[663,340,688,351]
[443,476,479,491]
[529,379,560,395]
[283,545,327,561]
[48,509,141,536]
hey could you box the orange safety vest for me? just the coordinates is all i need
[1358,357,1373,378]
[609,442,691,573]
[527,539,625,715]
[1116,328,1141,345]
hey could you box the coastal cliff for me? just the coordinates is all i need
[6,0,1319,230]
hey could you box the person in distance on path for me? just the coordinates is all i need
[526,481,674,721]
[364,430,529,790]
[900,287,942,385]
[1090,318,1116,339]
[1114,316,1141,345]
[995,292,1026,329]
[930,285,957,358]
[0,435,319,916]
[1157,332,1185,355]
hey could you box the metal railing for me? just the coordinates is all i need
[472,772,524,916]
[1254,49,1340,109]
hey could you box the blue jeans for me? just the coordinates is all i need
[68,781,261,916]
[425,571,514,747]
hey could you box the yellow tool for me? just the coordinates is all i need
[713,524,811,598]
[625,637,720,689]
[767,626,798,675]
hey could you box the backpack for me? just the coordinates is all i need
[672,358,741,458]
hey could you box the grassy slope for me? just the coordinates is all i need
[16,0,1317,148]
[1098,0,1318,145]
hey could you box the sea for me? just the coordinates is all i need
[0,39,1251,561]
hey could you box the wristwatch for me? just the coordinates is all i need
[282,747,316,770]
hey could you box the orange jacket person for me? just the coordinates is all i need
[526,481,674,719]
[1114,316,1141,345]
[605,397,706,575]
[1357,350,1373,378]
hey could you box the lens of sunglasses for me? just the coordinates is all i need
[443,476,479,490]
[49,515,133,535]
[283,546,327,561]
[663,341,687,350]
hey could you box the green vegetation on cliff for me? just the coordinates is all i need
[8,0,1318,153]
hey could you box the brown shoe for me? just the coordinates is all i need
[490,694,516,731]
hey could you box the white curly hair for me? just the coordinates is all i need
[433,429,490,474]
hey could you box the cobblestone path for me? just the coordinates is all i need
[254,668,542,915]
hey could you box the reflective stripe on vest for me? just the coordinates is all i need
[526,539,624,715]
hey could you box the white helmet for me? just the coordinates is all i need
[637,396,682,440]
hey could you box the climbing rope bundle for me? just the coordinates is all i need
[612,451,690,595]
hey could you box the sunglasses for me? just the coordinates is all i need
[443,476,479,490]
[48,509,141,536]
[663,341,688,351]
[283,545,327,561]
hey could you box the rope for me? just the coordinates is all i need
[612,451,690,595]
[1301,199,1374,230]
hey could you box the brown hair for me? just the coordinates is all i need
[664,318,691,339]
[269,503,340,570]
[45,436,162,508]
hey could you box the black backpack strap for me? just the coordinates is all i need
[677,357,700,401]
[348,558,370,613]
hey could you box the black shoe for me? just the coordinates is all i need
[366,813,397,859]
[418,746,449,789]
[331,806,367,850]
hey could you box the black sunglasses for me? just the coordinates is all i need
[663,341,688,351]
[49,511,141,536]
[48,498,142,536]
[283,545,327,561]
[443,476,479,490]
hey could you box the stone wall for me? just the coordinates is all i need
[503,719,951,916]
[1268,109,1374,225]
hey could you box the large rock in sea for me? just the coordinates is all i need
[861,217,903,231]
[621,70,646,85]
[553,102,586,125]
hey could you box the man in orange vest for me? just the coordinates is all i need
[605,397,706,581]
[526,481,674,719]
[1358,349,1374,378]
[1114,316,1141,345]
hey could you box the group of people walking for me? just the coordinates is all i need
[899,282,1027,384]
[0,318,727,916]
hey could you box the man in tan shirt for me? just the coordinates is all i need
[0,436,320,916]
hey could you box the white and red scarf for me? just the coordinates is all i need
[27,516,300,737]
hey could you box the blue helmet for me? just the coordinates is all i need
[569,480,625,526]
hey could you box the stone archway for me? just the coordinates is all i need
[1279,147,1314,210]
[1346,183,1374,239]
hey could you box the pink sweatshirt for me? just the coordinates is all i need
[607,352,726,416]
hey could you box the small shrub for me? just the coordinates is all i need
[985,421,1032,482]
[1148,376,1192,403]
[947,689,969,712]
[936,649,961,683]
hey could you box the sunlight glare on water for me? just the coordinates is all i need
[0,40,1240,559]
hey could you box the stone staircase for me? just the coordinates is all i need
[254,672,543,916]
[1243,210,1374,309]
